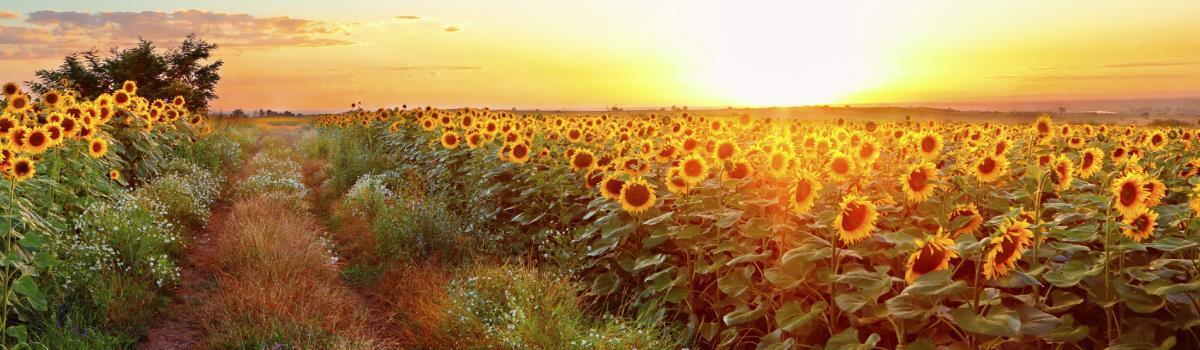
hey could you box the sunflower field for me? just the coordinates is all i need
[0,81,241,348]
[315,108,1200,349]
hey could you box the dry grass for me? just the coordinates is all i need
[201,196,375,349]
[368,263,463,349]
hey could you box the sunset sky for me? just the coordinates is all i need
[1,1,1198,112]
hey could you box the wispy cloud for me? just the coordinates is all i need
[0,9,355,60]
[989,73,1182,81]
[0,11,18,20]
[395,15,421,20]
[1103,61,1195,68]
[443,24,463,32]
[391,64,481,72]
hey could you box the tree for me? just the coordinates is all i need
[28,34,223,112]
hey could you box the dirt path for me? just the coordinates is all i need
[136,203,230,350]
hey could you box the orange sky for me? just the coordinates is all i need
[1,1,1198,112]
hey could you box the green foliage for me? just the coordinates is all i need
[444,264,678,350]
[134,159,220,227]
[29,35,223,112]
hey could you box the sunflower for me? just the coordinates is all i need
[619,157,650,176]
[1147,132,1167,151]
[42,90,62,107]
[172,95,186,107]
[765,149,792,178]
[916,132,942,160]
[714,140,739,162]
[973,155,1008,183]
[44,123,63,146]
[722,160,752,181]
[619,177,657,214]
[983,219,1034,280]
[676,154,708,185]
[1034,114,1052,137]
[900,162,937,203]
[1189,184,1200,216]
[856,137,880,165]
[1122,208,1157,242]
[791,171,822,214]
[1111,172,1148,218]
[88,138,109,158]
[826,151,854,180]
[834,194,879,245]
[905,228,959,283]
[1078,148,1103,178]
[0,147,10,171]
[122,80,138,95]
[7,156,34,182]
[1051,155,1073,192]
[23,127,49,154]
[113,90,132,107]
[6,94,30,114]
[1,82,18,97]
[509,142,531,164]
[599,174,625,199]
[0,116,16,138]
[665,169,690,195]
[570,149,596,172]
[1143,177,1166,207]
[948,203,984,238]
[440,131,460,149]
[108,169,121,181]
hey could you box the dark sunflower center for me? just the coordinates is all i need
[573,153,593,169]
[795,180,812,202]
[717,143,734,159]
[604,179,624,196]
[684,160,702,177]
[12,97,26,109]
[921,137,936,152]
[995,234,1021,264]
[841,202,868,232]
[1120,182,1139,206]
[728,163,749,179]
[1082,153,1094,168]
[28,132,45,147]
[859,144,874,158]
[907,170,928,191]
[912,244,947,275]
[979,158,996,174]
[513,144,528,158]
[15,161,30,175]
[1134,215,1151,231]
[832,158,849,174]
[623,184,651,207]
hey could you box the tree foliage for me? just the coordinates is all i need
[28,34,223,112]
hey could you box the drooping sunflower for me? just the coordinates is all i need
[665,169,690,195]
[1122,208,1157,242]
[791,171,822,215]
[900,162,937,203]
[1078,148,1103,179]
[599,174,625,199]
[570,149,596,172]
[983,219,1034,280]
[905,228,959,283]
[834,194,879,245]
[619,177,657,214]
[948,203,984,238]
[440,131,460,149]
[722,160,753,181]
[676,154,708,185]
[1034,114,1052,138]
[1143,177,1166,208]
[1051,155,1073,192]
[973,155,1008,183]
[7,156,34,182]
[1111,172,1149,219]
[88,138,109,158]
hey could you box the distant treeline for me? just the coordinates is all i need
[211,109,306,118]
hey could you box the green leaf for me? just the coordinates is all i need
[775,300,826,332]
[591,272,619,295]
[1042,315,1090,343]
[825,328,880,350]
[1044,259,1099,288]
[1143,236,1197,252]
[17,232,44,249]
[1113,280,1164,313]
[723,300,768,326]
[12,276,46,311]
[1145,278,1200,295]
[4,325,26,343]
[643,211,673,225]
[886,293,936,320]
[717,267,752,298]
[902,270,967,297]
[950,306,1020,337]
[1043,290,1083,313]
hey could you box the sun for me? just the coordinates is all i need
[682,2,890,106]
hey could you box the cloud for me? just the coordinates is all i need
[391,64,481,72]
[1103,61,1195,68]
[395,15,421,20]
[443,25,462,32]
[988,73,1181,81]
[0,11,18,20]
[0,9,354,60]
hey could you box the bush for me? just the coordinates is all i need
[444,264,678,350]
[133,159,220,227]
[235,153,309,210]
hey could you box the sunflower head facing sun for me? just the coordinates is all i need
[618,177,656,214]
[983,218,1034,280]
[834,194,879,245]
[900,162,936,203]
[791,170,823,215]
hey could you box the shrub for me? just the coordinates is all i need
[133,159,220,227]
[444,264,678,350]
